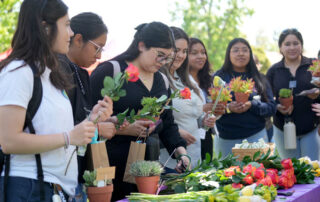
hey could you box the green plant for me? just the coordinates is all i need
[209,87,232,102]
[279,88,292,98]
[308,60,320,76]
[83,170,112,187]
[129,160,163,177]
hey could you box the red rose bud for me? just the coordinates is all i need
[243,164,256,175]
[266,170,279,184]
[180,87,191,99]
[232,183,243,189]
[125,63,139,82]
[281,158,293,169]
[243,175,254,185]
[253,168,265,180]
[278,176,290,189]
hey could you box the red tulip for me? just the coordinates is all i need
[243,175,254,185]
[253,168,265,180]
[281,158,293,169]
[125,63,139,82]
[180,87,191,99]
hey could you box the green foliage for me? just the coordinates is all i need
[0,0,22,53]
[292,158,315,184]
[170,0,253,70]
[83,170,112,187]
[279,88,292,98]
[129,160,163,177]
[254,184,277,202]
[101,72,127,101]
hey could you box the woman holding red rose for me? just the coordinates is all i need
[159,27,216,171]
[90,22,189,201]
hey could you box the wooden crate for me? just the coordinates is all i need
[232,143,275,160]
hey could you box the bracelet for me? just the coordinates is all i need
[63,132,70,149]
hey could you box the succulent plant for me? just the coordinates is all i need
[129,160,163,177]
[279,88,292,98]
[83,170,112,187]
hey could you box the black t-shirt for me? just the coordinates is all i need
[267,56,320,135]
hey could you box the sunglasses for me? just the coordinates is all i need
[88,40,104,56]
[154,49,175,65]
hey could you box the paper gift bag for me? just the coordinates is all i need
[123,141,146,184]
[86,141,110,171]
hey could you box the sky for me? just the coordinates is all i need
[67,0,320,64]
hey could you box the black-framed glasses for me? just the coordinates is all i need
[88,40,104,56]
[154,49,175,65]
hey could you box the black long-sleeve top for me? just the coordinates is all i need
[214,70,277,139]
[266,56,320,135]
[90,60,186,177]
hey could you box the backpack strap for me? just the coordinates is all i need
[2,63,43,202]
[109,60,121,78]
[159,72,169,90]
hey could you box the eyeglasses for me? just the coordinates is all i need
[231,48,250,54]
[154,49,175,65]
[88,40,104,56]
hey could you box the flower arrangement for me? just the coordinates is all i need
[308,59,320,77]
[101,63,139,101]
[229,76,255,94]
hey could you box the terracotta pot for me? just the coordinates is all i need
[87,184,113,202]
[135,175,160,194]
[279,96,293,109]
[313,72,320,77]
[234,92,250,103]
[212,101,227,116]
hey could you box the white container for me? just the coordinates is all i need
[284,121,297,149]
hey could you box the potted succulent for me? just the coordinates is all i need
[308,60,320,84]
[209,87,232,115]
[83,170,113,202]
[229,76,255,103]
[278,88,293,109]
[129,160,163,194]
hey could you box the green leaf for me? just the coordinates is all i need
[253,151,261,161]
[103,76,115,90]
[231,175,241,183]
[156,95,167,103]
[174,184,186,193]
[205,153,211,164]
[118,89,126,97]
[112,96,120,101]
[114,72,122,85]
[101,89,106,97]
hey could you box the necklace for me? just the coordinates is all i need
[71,63,86,96]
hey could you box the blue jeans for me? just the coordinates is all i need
[0,176,54,202]
[214,128,268,158]
[72,183,87,202]
[273,125,320,160]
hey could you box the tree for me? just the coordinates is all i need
[170,0,253,71]
[0,0,22,53]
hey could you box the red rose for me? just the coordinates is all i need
[243,175,254,185]
[278,176,290,189]
[224,166,240,177]
[125,63,139,82]
[253,168,265,180]
[257,176,273,187]
[266,168,278,175]
[266,170,279,184]
[232,183,243,189]
[243,164,256,175]
[281,158,293,169]
[259,163,265,169]
[180,87,191,99]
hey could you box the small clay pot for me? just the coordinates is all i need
[234,92,250,103]
[135,175,160,194]
[87,184,113,202]
[279,96,293,109]
[313,72,320,77]
[212,101,227,116]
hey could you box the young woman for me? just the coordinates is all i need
[58,12,115,201]
[159,28,215,170]
[267,28,320,160]
[214,38,276,158]
[188,37,217,160]
[90,22,190,201]
[0,0,111,201]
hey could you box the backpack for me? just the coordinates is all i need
[0,63,43,201]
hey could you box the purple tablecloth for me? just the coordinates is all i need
[118,178,320,202]
[274,177,320,202]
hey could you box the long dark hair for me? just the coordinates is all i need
[189,37,212,94]
[221,38,268,101]
[160,27,200,97]
[70,12,108,43]
[0,0,71,90]
[114,21,175,61]
[278,28,303,48]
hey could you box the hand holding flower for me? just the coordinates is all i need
[90,96,113,123]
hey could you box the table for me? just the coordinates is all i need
[118,178,320,202]
[274,177,320,202]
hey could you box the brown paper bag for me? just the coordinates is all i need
[86,141,110,170]
[123,141,146,184]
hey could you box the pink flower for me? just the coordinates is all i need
[243,164,256,175]
[232,183,243,189]
[180,87,191,99]
[243,175,254,185]
[125,63,139,82]
[266,170,279,184]
[281,158,293,169]
[253,168,265,180]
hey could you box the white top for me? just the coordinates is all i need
[0,60,77,196]
[159,72,205,169]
